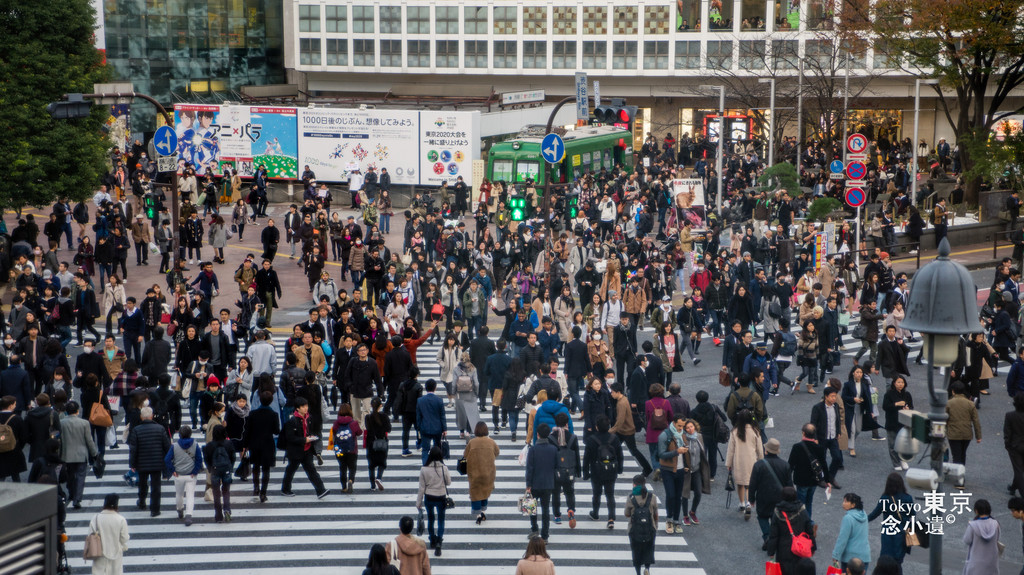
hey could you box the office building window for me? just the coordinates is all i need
[740,0,767,31]
[465,7,488,34]
[299,5,320,33]
[676,0,701,32]
[582,6,607,35]
[553,7,577,34]
[494,40,517,68]
[644,6,669,34]
[675,41,700,69]
[523,41,546,68]
[407,6,429,34]
[582,40,607,68]
[436,6,458,34]
[380,39,401,67]
[612,41,637,69]
[805,39,833,69]
[739,40,766,68]
[299,38,321,65]
[707,40,733,68]
[524,6,547,34]
[643,40,668,69]
[379,6,401,34]
[465,40,488,67]
[494,6,517,34]
[353,6,374,34]
[872,40,898,69]
[553,40,577,69]
[436,40,458,67]
[407,40,429,67]
[771,40,798,69]
[353,39,375,66]
[612,7,638,35]
[326,38,347,66]
[325,6,346,33]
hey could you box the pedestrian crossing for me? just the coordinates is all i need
[64,338,709,575]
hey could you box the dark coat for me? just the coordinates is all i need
[282,412,314,461]
[242,406,281,467]
[468,337,496,386]
[525,438,559,491]
[140,338,172,380]
[766,499,816,573]
[482,352,513,392]
[24,406,60,461]
[881,386,914,432]
[563,339,591,379]
[748,453,793,519]
[877,337,911,380]
[0,366,32,414]
[0,411,27,477]
[128,419,172,472]
[415,393,447,436]
[344,357,382,398]
[627,366,650,408]
[809,401,842,445]
[841,378,880,432]
[383,345,414,387]
[788,438,830,487]
[583,387,613,433]
[867,492,914,563]
[75,352,111,387]
[582,431,624,481]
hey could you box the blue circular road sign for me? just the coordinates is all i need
[829,160,844,174]
[845,187,866,208]
[541,133,566,164]
[845,161,866,180]
[153,125,177,157]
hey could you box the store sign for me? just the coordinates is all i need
[501,90,546,106]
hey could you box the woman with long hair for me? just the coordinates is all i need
[231,199,248,241]
[725,409,764,516]
[416,446,451,556]
[439,274,460,332]
[727,285,756,331]
[76,235,96,276]
[102,274,126,336]
[795,320,819,392]
[364,397,391,491]
[169,297,192,345]
[437,333,461,407]
[452,351,481,438]
[881,375,914,471]
[361,543,400,575]
[226,357,253,402]
[209,215,228,264]
[867,472,915,569]
[514,536,555,575]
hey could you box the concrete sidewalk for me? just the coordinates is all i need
[889,239,1012,277]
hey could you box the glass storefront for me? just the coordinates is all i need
[102,0,285,130]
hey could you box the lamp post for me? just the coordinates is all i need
[911,79,939,206]
[758,78,776,167]
[700,84,725,214]
[899,238,979,575]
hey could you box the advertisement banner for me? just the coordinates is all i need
[671,178,707,229]
[419,111,477,186]
[174,104,298,179]
[298,108,421,185]
[105,104,131,154]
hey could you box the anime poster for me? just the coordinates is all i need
[105,104,131,154]
[174,104,221,176]
[174,104,299,179]
[672,178,707,229]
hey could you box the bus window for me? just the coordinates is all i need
[515,160,539,182]
[492,159,513,183]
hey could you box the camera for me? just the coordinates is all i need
[893,428,922,463]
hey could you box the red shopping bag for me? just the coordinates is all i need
[765,561,783,575]
[826,566,844,575]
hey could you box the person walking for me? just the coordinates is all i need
[164,425,203,526]
[963,499,1001,575]
[1006,394,1024,497]
[766,487,816,575]
[831,493,871,573]
[416,445,451,557]
[281,397,330,498]
[658,416,710,532]
[127,406,171,516]
[726,409,764,519]
[583,415,623,529]
[609,383,653,477]
[60,401,97,509]
[416,380,447,465]
[514,536,555,575]
[881,376,914,471]
[384,516,432,575]
[329,403,363,493]
[242,390,280,503]
[866,472,915,570]
[204,424,235,522]
[624,474,659,575]
[841,365,879,458]
[748,438,793,542]
[364,397,391,491]
[946,381,982,488]
[87,493,129,575]
[810,387,845,487]
[551,411,581,529]
[526,423,559,541]
[453,352,481,439]
[464,421,500,523]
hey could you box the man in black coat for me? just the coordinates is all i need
[788,424,835,519]
[383,335,414,420]
[809,388,844,487]
[0,356,33,415]
[627,354,651,412]
[748,438,793,541]
[563,326,592,415]
[141,326,172,382]
[876,325,911,382]
[280,397,329,497]
[640,341,664,388]
[344,343,383,426]
[74,340,111,389]
[128,407,172,516]
[468,326,496,411]
[612,315,636,385]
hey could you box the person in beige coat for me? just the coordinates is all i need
[464,421,500,523]
[385,516,432,575]
[725,409,764,513]
[514,537,556,575]
[89,494,130,575]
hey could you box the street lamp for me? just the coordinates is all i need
[700,84,726,214]
[758,78,776,167]
[898,237,978,575]
[911,79,940,206]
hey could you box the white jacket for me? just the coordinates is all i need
[91,509,129,561]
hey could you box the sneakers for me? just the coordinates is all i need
[184,515,192,527]
[401,449,413,457]
[568,510,576,529]
[317,489,331,499]
[346,480,354,493]
[650,469,662,482]
[588,510,600,521]
[375,479,384,491]
[666,522,675,534]
[554,516,562,525]
[682,516,692,526]
[901,462,909,471]
[607,519,615,529]
[315,453,324,466]
[693,358,702,366]
[689,511,700,525]
[224,511,232,522]
[280,491,296,497]
[744,505,752,521]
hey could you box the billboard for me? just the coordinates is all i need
[298,108,479,186]
[671,178,707,228]
[173,104,299,179]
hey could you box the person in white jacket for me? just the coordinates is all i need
[89,493,130,575]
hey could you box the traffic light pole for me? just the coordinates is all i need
[78,92,180,269]
[542,96,576,274]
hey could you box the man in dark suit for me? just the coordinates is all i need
[280,397,329,498]
[627,354,651,414]
[383,335,414,420]
[612,315,636,385]
[810,387,844,486]
[640,340,664,387]
[877,325,911,382]
[1005,394,1024,497]
[469,325,496,411]
[415,379,447,465]
[0,356,33,415]
[563,326,591,415]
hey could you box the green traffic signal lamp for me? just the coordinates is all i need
[509,197,526,221]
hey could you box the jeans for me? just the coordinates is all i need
[508,410,520,436]
[553,480,576,517]
[123,334,141,362]
[282,451,327,495]
[210,471,232,520]
[425,494,446,543]
[758,516,771,541]
[189,393,201,428]
[799,363,819,387]
[420,434,442,465]
[617,433,653,476]
[381,213,391,233]
[796,485,817,518]
[471,498,489,515]
[529,488,552,538]
[821,437,844,480]
[590,478,616,519]
[336,453,358,486]
[568,376,584,414]
[367,451,384,485]
[401,414,417,452]
[648,443,661,473]
[466,315,483,340]
[137,470,162,513]
[661,468,684,522]
[708,309,723,338]
[67,462,88,505]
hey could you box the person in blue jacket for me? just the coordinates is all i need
[537,317,562,363]
[526,423,559,541]
[118,297,146,362]
[528,389,573,445]
[867,472,916,569]
[1007,347,1024,397]
[483,340,513,430]
[416,379,447,465]
[508,308,535,358]
[742,342,778,400]
[832,492,872,572]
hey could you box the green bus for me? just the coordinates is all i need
[486,125,634,186]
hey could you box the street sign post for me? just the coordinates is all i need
[845,187,866,208]
[829,173,845,180]
[829,160,845,174]
[156,156,177,173]
[574,72,588,122]
[153,125,177,158]
[847,133,868,154]
[541,133,566,164]
[845,161,867,180]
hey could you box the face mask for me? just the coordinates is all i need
[4,339,13,346]
[199,361,207,366]
[593,334,602,341]
[83,346,93,353]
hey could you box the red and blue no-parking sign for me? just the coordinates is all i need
[847,133,868,154]
[845,161,867,180]
[845,187,866,208]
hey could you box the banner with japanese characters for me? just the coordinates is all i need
[173,104,299,179]
[671,178,707,229]
[418,111,479,187]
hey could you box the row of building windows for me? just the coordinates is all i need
[298,38,884,70]
[296,2,837,36]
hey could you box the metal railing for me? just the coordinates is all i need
[993,228,1019,259]
[843,242,923,270]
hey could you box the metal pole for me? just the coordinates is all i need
[912,79,921,206]
[926,339,948,575]
[81,91,180,268]
[842,54,850,167]
[767,78,776,167]
[796,59,804,178]
[716,87,725,214]
[854,205,861,270]
[543,96,576,275]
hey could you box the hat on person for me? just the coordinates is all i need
[897,278,907,285]
[607,290,617,297]
[662,295,671,302]
[207,375,220,387]
[135,214,143,219]
[880,252,890,260]
[765,438,781,455]
[755,341,768,350]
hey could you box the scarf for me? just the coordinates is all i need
[631,486,645,497]
[668,424,686,448]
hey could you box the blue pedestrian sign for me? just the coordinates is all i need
[153,126,177,157]
[829,160,845,174]
[541,133,565,164]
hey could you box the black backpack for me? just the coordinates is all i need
[152,390,172,427]
[211,444,232,475]
[629,494,656,544]
[555,435,577,483]
[595,436,618,478]
[778,332,798,357]
[728,390,755,415]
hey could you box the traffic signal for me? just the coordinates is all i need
[509,197,527,221]
[143,195,156,219]
[593,99,637,130]
[565,191,579,219]
[46,93,92,119]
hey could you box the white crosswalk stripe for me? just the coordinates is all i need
[65,339,707,574]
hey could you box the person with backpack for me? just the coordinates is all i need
[464,421,500,524]
[583,415,624,529]
[525,423,559,542]
[148,373,182,435]
[771,318,797,391]
[624,474,659,575]
[766,486,816,574]
[204,424,235,523]
[164,425,203,526]
[364,397,391,491]
[452,352,480,439]
[748,438,793,542]
[690,390,728,481]
[551,411,581,529]
[644,383,673,482]
[725,372,765,426]
[0,395,27,482]
[329,403,363,493]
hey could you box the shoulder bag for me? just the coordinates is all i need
[88,391,113,428]
[782,511,814,558]
[83,517,103,560]
[892,496,930,548]
[800,441,829,488]
[440,467,455,509]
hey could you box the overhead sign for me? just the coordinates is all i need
[847,133,868,154]
[156,156,177,173]
[845,187,867,208]
[153,126,177,157]
[541,133,566,164]
[501,90,545,106]
[829,160,844,174]
[174,104,299,178]
[845,161,867,180]
[574,72,588,121]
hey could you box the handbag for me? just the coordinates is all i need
[851,323,867,340]
[782,511,814,558]
[826,566,843,575]
[372,438,388,452]
[892,497,930,548]
[89,391,113,428]
[235,454,251,481]
[718,370,732,387]
[517,445,529,467]
[83,518,103,560]
[837,312,851,327]
[457,457,468,475]
[491,388,503,406]
[725,470,736,492]
[440,440,450,459]
[518,492,538,516]
[416,508,425,536]
[167,323,176,337]
[765,561,782,575]
[431,303,445,317]
[92,454,105,479]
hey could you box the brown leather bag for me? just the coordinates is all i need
[88,391,113,428]
[718,370,732,387]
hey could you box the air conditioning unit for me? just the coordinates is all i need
[0,484,60,575]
